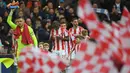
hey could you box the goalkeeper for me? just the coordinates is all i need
[7,9,38,58]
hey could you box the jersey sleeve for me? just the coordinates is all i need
[7,16,17,30]
[29,27,38,47]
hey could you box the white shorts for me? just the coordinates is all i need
[70,50,76,59]
[53,50,66,57]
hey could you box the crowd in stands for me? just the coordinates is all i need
[0,0,129,54]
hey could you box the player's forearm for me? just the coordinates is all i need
[7,10,17,29]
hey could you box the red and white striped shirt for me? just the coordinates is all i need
[69,26,84,49]
[69,26,84,37]
[50,28,72,55]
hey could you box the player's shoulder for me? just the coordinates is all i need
[28,25,32,29]
[28,26,33,31]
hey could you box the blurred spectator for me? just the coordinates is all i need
[17,10,24,18]
[38,19,50,43]
[39,42,50,52]
[38,42,44,49]
[0,0,6,8]
[35,18,41,30]
[48,0,59,8]
[31,7,45,33]
[26,0,33,9]
[46,19,52,26]
[31,7,40,18]
[31,7,45,19]
[125,0,130,11]
[0,16,10,48]
[4,0,11,5]
[5,29,13,54]
[43,1,53,13]
[33,0,41,8]
[64,0,73,7]
[16,1,30,19]
[92,2,98,8]
[26,18,32,26]
[114,0,124,14]
[43,42,50,51]
[56,1,65,18]
[65,7,77,23]
[0,5,7,18]
[40,0,47,7]
[46,8,58,21]
[33,18,41,37]
[102,0,115,12]
[92,2,108,22]
[59,1,65,8]
[110,0,124,22]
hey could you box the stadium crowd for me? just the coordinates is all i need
[0,0,130,73]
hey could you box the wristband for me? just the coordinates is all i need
[9,11,14,16]
[10,6,19,9]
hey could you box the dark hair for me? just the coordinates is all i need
[15,16,24,20]
[51,20,60,30]
[71,17,78,22]
[41,19,47,28]
[59,17,66,23]
[60,21,66,25]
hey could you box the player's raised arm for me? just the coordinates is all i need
[7,9,17,30]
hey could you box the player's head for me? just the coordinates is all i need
[52,21,60,30]
[71,18,79,27]
[15,17,25,27]
[60,22,67,29]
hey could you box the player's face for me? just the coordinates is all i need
[17,18,25,27]
[60,23,66,29]
[72,19,78,26]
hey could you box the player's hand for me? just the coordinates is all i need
[11,9,16,12]
[56,36,62,40]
